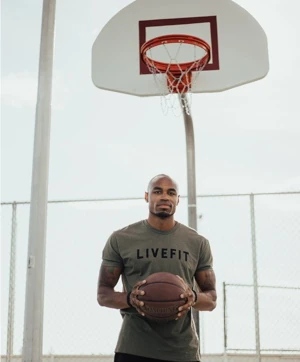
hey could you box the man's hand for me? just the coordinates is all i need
[128,280,147,316]
[175,275,195,319]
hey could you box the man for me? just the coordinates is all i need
[97,174,217,362]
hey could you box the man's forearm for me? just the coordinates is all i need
[98,287,130,309]
[193,290,217,311]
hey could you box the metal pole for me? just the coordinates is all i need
[200,311,205,353]
[179,94,200,341]
[7,202,18,362]
[22,1,56,361]
[249,194,261,362]
[223,282,228,361]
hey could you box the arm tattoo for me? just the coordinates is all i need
[98,264,121,288]
[199,270,216,292]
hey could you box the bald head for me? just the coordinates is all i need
[147,174,179,193]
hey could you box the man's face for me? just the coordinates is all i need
[145,177,180,218]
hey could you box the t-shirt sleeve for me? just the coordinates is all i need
[102,232,123,268]
[196,237,213,271]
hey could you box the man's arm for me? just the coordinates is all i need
[97,263,130,309]
[193,269,217,311]
[97,262,146,312]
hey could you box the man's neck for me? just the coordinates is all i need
[147,215,177,231]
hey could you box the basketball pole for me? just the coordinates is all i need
[179,94,201,345]
[22,1,56,361]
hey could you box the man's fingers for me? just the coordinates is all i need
[134,279,147,288]
[176,275,184,282]
[135,306,146,316]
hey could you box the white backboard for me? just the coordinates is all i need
[92,0,269,96]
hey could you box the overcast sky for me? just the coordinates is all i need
[1,0,300,204]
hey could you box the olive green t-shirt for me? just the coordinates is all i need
[102,220,213,362]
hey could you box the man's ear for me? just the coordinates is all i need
[177,195,180,205]
[144,192,149,203]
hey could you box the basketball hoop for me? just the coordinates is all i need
[141,34,211,114]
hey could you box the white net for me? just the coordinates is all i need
[142,37,210,116]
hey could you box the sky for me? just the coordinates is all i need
[1,0,300,203]
[1,0,300,357]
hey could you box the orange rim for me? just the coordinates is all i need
[141,34,211,73]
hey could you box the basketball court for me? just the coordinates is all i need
[3,1,300,362]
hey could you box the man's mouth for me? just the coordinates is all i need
[158,203,171,207]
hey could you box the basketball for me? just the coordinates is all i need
[137,272,188,323]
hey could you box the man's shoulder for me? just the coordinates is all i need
[178,222,209,243]
[113,220,145,236]
[178,222,198,233]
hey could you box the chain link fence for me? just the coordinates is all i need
[1,192,300,362]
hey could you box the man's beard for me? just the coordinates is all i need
[150,210,174,219]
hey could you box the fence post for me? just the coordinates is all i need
[6,202,17,362]
[250,194,261,361]
[223,281,228,357]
